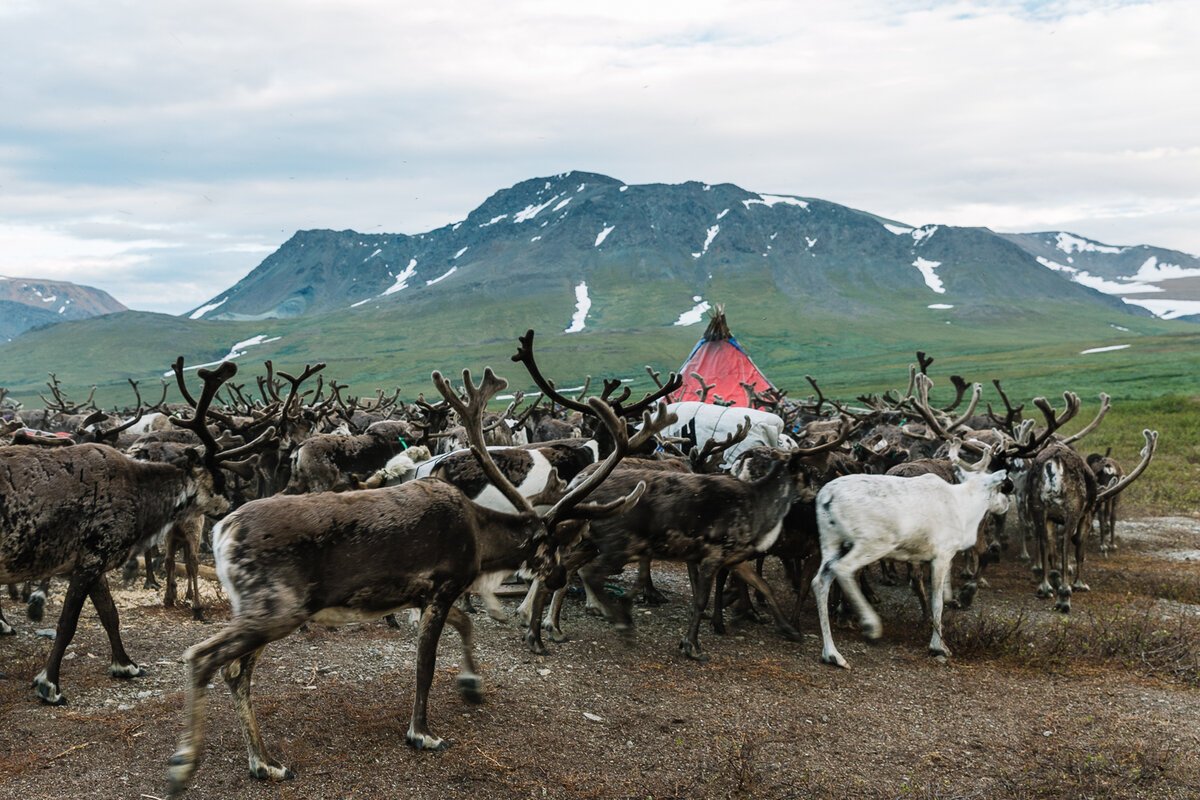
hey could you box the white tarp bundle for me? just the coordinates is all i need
[657,401,795,469]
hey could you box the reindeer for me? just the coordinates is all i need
[1025,430,1156,612]
[165,367,663,797]
[523,421,851,661]
[0,361,268,704]
[812,444,1012,668]
[1087,449,1125,556]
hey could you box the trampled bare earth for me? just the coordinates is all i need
[1,517,1198,800]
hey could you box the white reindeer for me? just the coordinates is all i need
[812,445,1010,669]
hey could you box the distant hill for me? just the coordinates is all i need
[0,276,127,341]
[997,232,1200,322]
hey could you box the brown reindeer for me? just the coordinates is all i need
[0,361,268,705]
[165,367,668,796]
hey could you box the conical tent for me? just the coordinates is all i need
[672,306,774,408]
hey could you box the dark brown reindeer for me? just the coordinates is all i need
[165,367,656,797]
[1087,449,1125,556]
[524,419,852,661]
[1025,428,1156,612]
[0,361,266,704]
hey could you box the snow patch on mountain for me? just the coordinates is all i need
[913,258,945,294]
[565,281,591,334]
[674,299,711,326]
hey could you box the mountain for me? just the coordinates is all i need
[998,232,1200,322]
[0,276,127,341]
[3,172,1197,408]
[185,171,1146,326]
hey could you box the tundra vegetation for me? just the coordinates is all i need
[0,339,1197,800]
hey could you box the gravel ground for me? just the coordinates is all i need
[1,516,1199,800]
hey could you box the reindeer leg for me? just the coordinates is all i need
[680,558,720,662]
[223,646,293,782]
[185,531,204,621]
[813,557,849,669]
[728,560,802,642]
[928,556,952,659]
[0,595,14,636]
[33,573,94,705]
[909,562,931,624]
[1070,517,1090,593]
[1055,518,1074,613]
[443,605,484,704]
[637,556,668,605]
[522,581,550,655]
[168,621,285,796]
[711,567,729,635]
[144,545,161,591]
[1035,518,1056,598]
[407,600,455,751]
[164,530,179,609]
[88,575,145,680]
[26,578,49,623]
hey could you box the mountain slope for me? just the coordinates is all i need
[186,172,1147,327]
[0,276,127,341]
[999,232,1200,321]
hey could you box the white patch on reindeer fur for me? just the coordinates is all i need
[755,520,783,552]
[472,451,554,512]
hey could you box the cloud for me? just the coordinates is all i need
[0,0,1197,313]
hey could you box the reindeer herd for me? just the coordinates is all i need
[0,334,1158,797]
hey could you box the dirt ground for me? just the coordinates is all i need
[2,517,1198,800]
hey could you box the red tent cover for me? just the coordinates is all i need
[672,308,774,407]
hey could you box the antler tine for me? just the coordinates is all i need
[940,376,970,412]
[575,376,593,401]
[644,366,664,389]
[904,364,918,399]
[433,368,537,518]
[792,417,854,456]
[1010,392,1080,455]
[599,378,631,407]
[169,361,239,482]
[213,425,278,463]
[626,401,679,453]
[511,329,594,415]
[544,398,675,529]
[944,382,983,430]
[614,371,682,418]
[691,415,752,472]
[1060,392,1112,445]
[1096,429,1158,502]
[906,373,952,440]
[172,357,199,407]
[916,351,934,375]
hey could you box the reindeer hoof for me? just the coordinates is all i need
[26,592,46,623]
[0,620,14,636]
[111,662,147,680]
[456,675,484,704]
[166,754,195,798]
[249,760,294,782]
[32,672,66,705]
[522,632,548,656]
[406,731,448,751]
[547,627,569,644]
[1036,584,1054,599]
[638,587,669,606]
[679,641,709,662]
[1072,582,1090,592]
[821,652,850,670]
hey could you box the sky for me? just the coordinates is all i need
[1,0,1197,315]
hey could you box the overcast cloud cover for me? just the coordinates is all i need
[1,0,1197,314]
